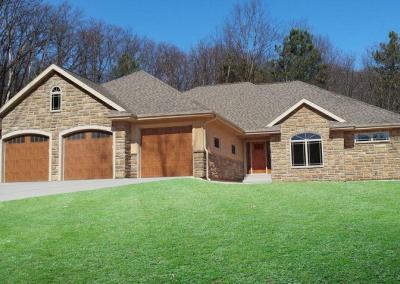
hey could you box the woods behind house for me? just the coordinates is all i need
[1,0,399,112]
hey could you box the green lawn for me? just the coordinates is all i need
[1,179,400,283]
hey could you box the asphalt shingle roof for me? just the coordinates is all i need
[60,66,400,132]
[101,71,209,117]
[184,81,400,132]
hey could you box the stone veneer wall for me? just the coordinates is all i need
[1,74,131,180]
[271,105,346,181]
[193,150,206,178]
[208,152,244,181]
[343,129,400,180]
[112,121,132,178]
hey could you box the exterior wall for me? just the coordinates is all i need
[206,120,245,181]
[208,152,244,181]
[113,121,131,178]
[343,129,400,180]
[0,73,125,180]
[271,106,346,181]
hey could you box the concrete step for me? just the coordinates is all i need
[243,174,272,184]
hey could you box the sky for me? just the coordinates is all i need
[48,0,400,67]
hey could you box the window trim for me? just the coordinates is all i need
[290,133,324,168]
[50,86,62,112]
[354,132,390,144]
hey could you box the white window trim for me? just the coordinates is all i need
[354,132,390,144]
[50,86,62,112]
[290,136,324,168]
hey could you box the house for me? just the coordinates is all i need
[1,64,400,183]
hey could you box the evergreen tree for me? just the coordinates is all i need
[111,53,140,79]
[272,29,326,85]
[372,31,400,111]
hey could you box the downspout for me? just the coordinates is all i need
[203,117,217,181]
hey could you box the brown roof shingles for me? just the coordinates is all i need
[184,81,400,131]
[60,66,400,132]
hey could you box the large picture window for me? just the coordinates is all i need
[291,133,323,167]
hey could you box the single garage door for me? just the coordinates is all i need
[63,131,112,180]
[4,135,49,182]
[141,126,193,177]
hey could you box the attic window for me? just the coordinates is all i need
[51,86,61,111]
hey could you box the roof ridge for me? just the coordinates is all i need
[103,70,182,94]
[186,81,255,93]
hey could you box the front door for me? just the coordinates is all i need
[252,142,266,173]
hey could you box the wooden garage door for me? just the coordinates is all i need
[63,131,112,180]
[5,135,49,182]
[141,126,193,177]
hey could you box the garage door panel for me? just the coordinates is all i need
[5,135,49,182]
[141,126,193,178]
[64,131,112,180]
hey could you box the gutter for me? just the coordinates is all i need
[330,124,400,131]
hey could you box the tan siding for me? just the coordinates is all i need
[206,121,243,161]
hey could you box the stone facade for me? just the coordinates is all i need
[112,121,132,178]
[343,130,400,180]
[1,74,130,180]
[193,150,206,178]
[208,152,244,181]
[270,105,400,181]
[270,105,346,181]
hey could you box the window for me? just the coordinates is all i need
[231,144,236,155]
[8,136,25,144]
[291,133,323,167]
[31,135,48,143]
[355,132,389,143]
[51,86,61,111]
[66,132,85,140]
[92,131,110,139]
[214,137,220,148]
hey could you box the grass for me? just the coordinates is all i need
[1,179,400,283]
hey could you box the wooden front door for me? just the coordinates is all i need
[251,142,266,173]
[63,131,113,180]
[141,126,193,178]
[5,135,49,182]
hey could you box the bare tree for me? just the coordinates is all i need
[219,0,279,83]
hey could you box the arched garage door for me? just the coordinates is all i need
[63,130,112,180]
[4,134,49,182]
[141,126,193,177]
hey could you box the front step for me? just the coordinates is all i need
[243,174,272,184]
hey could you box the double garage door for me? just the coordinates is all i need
[3,126,192,182]
[4,131,112,182]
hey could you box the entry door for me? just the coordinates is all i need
[252,142,266,173]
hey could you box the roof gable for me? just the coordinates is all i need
[0,64,125,116]
[267,98,346,127]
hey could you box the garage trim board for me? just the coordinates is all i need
[1,129,52,182]
[58,125,115,181]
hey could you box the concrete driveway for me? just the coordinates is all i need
[0,177,183,202]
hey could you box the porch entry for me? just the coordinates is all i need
[247,142,271,174]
